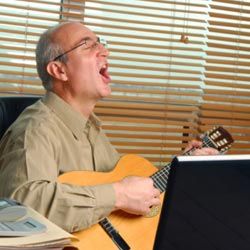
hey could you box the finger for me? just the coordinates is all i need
[189,139,202,148]
[153,188,161,197]
[193,147,219,156]
[204,148,219,155]
[151,197,161,206]
[184,140,202,152]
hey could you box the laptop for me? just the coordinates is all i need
[153,154,250,250]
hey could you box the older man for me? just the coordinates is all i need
[0,22,217,232]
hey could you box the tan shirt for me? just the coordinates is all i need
[0,92,120,232]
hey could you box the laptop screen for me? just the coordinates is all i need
[153,154,250,250]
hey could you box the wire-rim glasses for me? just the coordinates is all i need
[52,36,107,61]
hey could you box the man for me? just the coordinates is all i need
[0,22,217,232]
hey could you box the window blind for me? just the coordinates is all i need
[201,0,250,155]
[73,0,208,165]
[0,0,63,94]
[2,0,246,166]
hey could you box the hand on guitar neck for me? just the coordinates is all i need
[184,139,219,156]
[112,139,219,217]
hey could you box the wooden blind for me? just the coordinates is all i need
[0,0,63,94]
[68,0,208,166]
[0,1,219,166]
[201,0,250,155]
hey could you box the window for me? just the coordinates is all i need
[0,0,249,166]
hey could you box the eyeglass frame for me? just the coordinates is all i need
[51,36,108,61]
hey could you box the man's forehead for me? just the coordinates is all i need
[54,22,93,39]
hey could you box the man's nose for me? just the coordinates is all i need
[98,44,109,57]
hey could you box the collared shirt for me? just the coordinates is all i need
[0,92,120,232]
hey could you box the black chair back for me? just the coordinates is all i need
[0,97,39,139]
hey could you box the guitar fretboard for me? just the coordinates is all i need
[150,135,217,193]
[99,218,130,250]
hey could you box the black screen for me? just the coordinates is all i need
[153,155,250,250]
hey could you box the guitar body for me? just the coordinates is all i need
[58,154,164,250]
[58,126,234,249]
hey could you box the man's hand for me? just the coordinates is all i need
[112,139,218,216]
[184,139,219,156]
[113,176,161,215]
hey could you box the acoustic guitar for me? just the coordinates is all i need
[58,126,234,250]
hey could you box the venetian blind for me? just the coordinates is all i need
[201,0,250,154]
[0,0,209,166]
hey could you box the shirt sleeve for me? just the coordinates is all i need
[0,122,116,233]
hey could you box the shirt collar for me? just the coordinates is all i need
[42,91,101,139]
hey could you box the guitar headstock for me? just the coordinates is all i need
[202,126,234,153]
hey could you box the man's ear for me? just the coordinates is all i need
[46,61,68,81]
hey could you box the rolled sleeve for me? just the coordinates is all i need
[91,183,116,224]
[11,181,116,232]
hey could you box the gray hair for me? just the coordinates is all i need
[35,23,68,91]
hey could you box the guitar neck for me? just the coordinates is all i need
[150,136,217,193]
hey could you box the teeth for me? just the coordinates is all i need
[102,64,107,69]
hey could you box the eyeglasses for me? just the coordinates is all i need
[52,36,108,61]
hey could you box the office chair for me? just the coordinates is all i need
[0,96,39,139]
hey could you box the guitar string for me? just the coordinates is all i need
[152,135,230,191]
[151,133,224,192]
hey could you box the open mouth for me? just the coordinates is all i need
[99,64,111,83]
